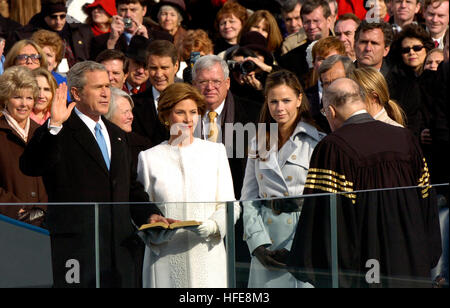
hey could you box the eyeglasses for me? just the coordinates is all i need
[401,45,424,54]
[196,79,224,88]
[49,14,66,20]
[16,54,42,63]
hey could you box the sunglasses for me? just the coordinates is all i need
[16,54,42,63]
[49,14,66,20]
[401,45,424,54]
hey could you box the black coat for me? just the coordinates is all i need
[0,15,21,50]
[278,40,311,87]
[131,87,169,147]
[7,13,93,63]
[385,63,426,138]
[304,84,331,134]
[19,112,160,288]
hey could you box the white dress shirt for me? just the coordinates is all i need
[201,100,225,140]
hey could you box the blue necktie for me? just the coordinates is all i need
[95,123,110,170]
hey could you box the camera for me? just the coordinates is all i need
[227,60,257,75]
[123,17,133,29]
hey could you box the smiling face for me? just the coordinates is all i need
[302,6,331,41]
[219,14,243,44]
[267,84,301,128]
[167,98,199,142]
[424,1,449,39]
[72,70,111,122]
[147,55,179,93]
[34,76,53,113]
[6,88,34,129]
[401,37,427,71]
[111,96,134,133]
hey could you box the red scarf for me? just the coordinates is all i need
[91,24,110,37]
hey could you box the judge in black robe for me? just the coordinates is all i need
[287,78,442,288]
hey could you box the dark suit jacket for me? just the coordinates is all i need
[20,112,160,288]
[131,87,169,147]
[278,40,311,87]
[305,84,331,134]
[215,91,262,267]
[8,16,93,63]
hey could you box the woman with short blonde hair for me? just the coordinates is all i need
[0,65,48,226]
[353,67,406,127]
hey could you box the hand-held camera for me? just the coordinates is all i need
[228,60,257,75]
[123,18,133,29]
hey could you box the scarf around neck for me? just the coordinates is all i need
[2,109,30,142]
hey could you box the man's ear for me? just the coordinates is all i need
[71,87,81,102]
[414,2,421,14]
[383,45,390,57]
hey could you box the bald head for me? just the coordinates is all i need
[322,78,367,131]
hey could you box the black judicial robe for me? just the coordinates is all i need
[287,113,442,288]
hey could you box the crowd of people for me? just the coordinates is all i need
[0,0,448,288]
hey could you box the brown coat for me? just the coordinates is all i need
[0,115,47,226]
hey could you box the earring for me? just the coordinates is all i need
[164,121,170,127]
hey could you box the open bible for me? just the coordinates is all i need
[139,220,202,231]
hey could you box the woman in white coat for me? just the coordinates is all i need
[137,82,240,288]
[241,70,325,288]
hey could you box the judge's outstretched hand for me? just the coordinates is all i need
[49,83,76,127]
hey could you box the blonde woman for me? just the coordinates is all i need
[353,67,406,128]
[0,66,47,226]
[30,68,57,125]
[4,39,48,71]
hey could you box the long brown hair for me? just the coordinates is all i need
[255,70,314,156]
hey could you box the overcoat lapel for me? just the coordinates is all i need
[67,112,109,175]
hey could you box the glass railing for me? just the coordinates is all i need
[0,184,448,288]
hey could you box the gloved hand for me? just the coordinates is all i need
[253,246,287,270]
[192,219,219,238]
